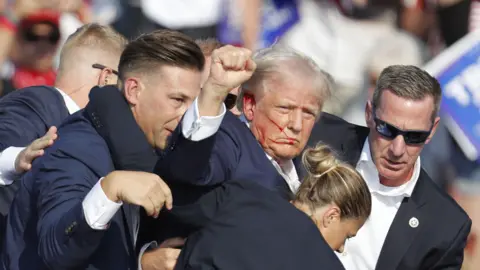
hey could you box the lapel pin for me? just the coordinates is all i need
[409,217,419,228]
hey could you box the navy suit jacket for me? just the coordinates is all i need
[173,179,345,270]
[1,86,158,270]
[140,111,302,245]
[0,86,69,245]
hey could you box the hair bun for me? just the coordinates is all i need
[302,143,339,178]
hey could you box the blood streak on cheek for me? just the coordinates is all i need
[264,114,296,145]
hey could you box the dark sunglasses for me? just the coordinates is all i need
[22,28,60,44]
[92,64,119,75]
[372,108,432,145]
[224,93,237,110]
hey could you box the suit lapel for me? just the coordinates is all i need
[375,175,428,270]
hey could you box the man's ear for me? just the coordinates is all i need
[123,77,143,106]
[425,116,440,144]
[242,93,256,121]
[98,68,115,86]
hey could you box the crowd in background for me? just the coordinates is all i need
[0,0,478,269]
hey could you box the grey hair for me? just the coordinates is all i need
[237,45,334,112]
[373,65,442,122]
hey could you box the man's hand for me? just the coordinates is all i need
[199,45,256,117]
[15,126,57,174]
[101,171,172,218]
[141,238,185,270]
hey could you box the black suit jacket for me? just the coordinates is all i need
[308,113,472,270]
[173,179,345,270]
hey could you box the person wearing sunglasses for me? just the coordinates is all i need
[307,65,471,270]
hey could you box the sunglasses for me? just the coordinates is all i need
[92,64,119,75]
[372,109,432,145]
[224,93,237,110]
[22,28,60,44]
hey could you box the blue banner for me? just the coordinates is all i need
[218,0,299,49]
[424,32,480,161]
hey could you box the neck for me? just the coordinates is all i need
[55,79,92,109]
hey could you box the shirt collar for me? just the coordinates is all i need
[357,139,421,198]
[56,87,80,114]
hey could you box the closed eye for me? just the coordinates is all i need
[170,97,184,106]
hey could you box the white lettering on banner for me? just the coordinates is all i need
[445,79,471,107]
[443,57,480,108]
[460,61,480,107]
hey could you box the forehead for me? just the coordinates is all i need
[265,72,321,105]
[148,65,202,97]
[376,89,434,130]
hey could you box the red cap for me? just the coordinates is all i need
[19,10,61,30]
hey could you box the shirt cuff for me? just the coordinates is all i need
[82,177,122,230]
[0,146,25,185]
[138,241,159,270]
[181,97,226,141]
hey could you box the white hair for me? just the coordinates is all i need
[237,44,334,111]
[367,30,425,76]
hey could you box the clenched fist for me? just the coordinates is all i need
[15,126,57,174]
[101,171,172,218]
[199,45,256,117]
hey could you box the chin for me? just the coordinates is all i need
[378,166,407,182]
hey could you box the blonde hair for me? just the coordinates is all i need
[58,23,128,73]
[296,143,371,220]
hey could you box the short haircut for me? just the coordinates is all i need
[373,65,442,122]
[196,38,225,57]
[296,143,372,221]
[238,45,334,113]
[118,29,205,81]
[58,23,128,69]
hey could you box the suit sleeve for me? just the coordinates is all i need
[156,100,239,186]
[0,91,51,151]
[35,149,106,270]
[431,219,472,269]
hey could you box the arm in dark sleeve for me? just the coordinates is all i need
[35,150,106,270]
[432,219,472,269]
[0,88,59,151]
[156,126,240,187]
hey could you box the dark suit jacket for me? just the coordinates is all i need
[147,110,306,245]
[0,91,155,270]
[308,113,472,270]
[0,86,70,245]
[173,179,344,270]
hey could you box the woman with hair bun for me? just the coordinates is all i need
[173,143,371,270]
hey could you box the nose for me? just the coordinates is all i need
[288,110,303,133]
[389,135,406,157]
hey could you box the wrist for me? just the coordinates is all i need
[100,174,121,203]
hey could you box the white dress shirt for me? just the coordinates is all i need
[0,88,79,185]
[337,140,421,270]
